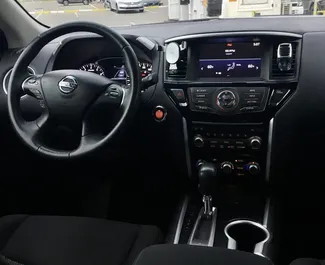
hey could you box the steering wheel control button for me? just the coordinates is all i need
[105,85,121,96]
[27,77,37,84]
[153,106,166,122]
[39,100,46,109]
[98,85,123,107]
[22,76,45,108]
[58,76,78,94]
[216,90,238,111]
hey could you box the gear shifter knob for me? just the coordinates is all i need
[198,163,217,196]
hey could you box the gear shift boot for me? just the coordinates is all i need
[188,207,217,246]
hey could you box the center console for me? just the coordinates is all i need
[164,32,301,259]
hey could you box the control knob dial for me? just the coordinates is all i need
[194,135,204,148]
[216,90,238,111]
[221,161,234,174]
[249,136,262,150]
[247,162,261,175]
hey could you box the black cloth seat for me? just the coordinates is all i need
[290,259,325,265]
[134,245,273,265]
[0,215,162,265]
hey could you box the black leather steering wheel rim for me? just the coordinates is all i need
[7,22,140,159]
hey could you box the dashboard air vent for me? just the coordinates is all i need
[166,41,188,80]
[271,42,297,79]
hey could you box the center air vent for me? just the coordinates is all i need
[166,41,188,80]
[271,42,297,79]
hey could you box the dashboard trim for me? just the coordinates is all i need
[265,118,274,183]
[182,117,192,178]
[165,31,303,43]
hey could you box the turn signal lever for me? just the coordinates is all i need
[198,163,218,216]
[141,72,158,91]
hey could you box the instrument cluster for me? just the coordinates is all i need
[79,57,152,84]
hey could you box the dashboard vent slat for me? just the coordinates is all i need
[271,42,297,79]
[166,41,188,80]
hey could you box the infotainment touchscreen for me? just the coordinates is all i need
[198,38,263,78]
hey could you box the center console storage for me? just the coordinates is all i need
[134,245,273,265]
[225,220,270,254]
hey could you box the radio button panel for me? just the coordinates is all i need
[189,87,269,115]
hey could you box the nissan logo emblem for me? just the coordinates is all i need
[58,76,78,94]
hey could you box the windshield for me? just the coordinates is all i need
[19,0,313,28]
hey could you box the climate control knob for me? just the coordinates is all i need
[194,135,204,148]
[247,162,260,175]
[221,161,234,174]
[249,136,262,150]
[216,90,238,111]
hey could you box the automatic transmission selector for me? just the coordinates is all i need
[188,162,218,247]
[198,162,218,217]
[198,162,218,196]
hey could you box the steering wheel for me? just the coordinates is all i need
[7,22,140,159]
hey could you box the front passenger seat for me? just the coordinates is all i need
[0,215,162,265]
[290,258,325,265]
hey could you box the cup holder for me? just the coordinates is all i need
[224,220,270,254]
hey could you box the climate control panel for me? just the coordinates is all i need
[196,159,261,179]
[190,122,266,181]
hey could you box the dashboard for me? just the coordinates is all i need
[2,16,325,200]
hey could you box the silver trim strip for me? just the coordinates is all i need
[265,118,274,182]
[120,87,126,106]
[173,196,189,244]
[3,66,36,95]
[263,198,270,228]
[182,118,192,178]
[276,90,291,106]
[260,198,271,257]
[224,220,270,255]
[277,43,293,58]
[188,207,217,247]
[165,31,302,43]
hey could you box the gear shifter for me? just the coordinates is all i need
[198,163,217,216]
[198,163,217,195]
[188,162,218,247]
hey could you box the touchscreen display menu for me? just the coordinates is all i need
[198,39,262,78]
